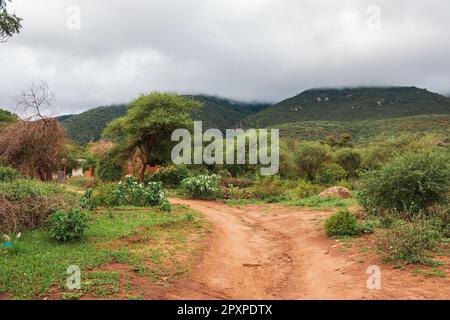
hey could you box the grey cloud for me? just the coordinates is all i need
[1,0,450,115]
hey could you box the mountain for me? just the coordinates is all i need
[58,96,270,145]
[59,104,128,145]
[241,87,450,128]
[188,95,269,131]
[275,114,450,144]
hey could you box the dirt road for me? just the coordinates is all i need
[165,198,449,300]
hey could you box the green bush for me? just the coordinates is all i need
[250,175,287,201]
[295,142,331,181]
[294,179,323,198]
[316,162,347,185]
[0,166,20,182]
[146,165,190,187]
[96,154,123,181]
[333,148,362,178]
[376,220,440,264]
[324,209,359,237]
[358,152,450,218]
[181,174,222,199]
[93,176,170,211]
[47,208,88,243]
[0,178,65,201]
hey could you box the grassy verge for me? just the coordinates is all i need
[0,205,209,299]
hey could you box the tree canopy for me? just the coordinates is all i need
[0,0,22,42]
[102,92,202,181]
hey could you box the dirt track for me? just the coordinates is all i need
[164,198,450,300]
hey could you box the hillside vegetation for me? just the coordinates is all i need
[242,87,450,127]
[276,114,450,144]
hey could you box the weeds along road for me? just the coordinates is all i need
[167,198,450,300]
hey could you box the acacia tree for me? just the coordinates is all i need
[0,0,22,43]
[103,92,201,182]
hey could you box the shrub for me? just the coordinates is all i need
[295,142,331,182]
[222,177,253,188]
[333,148,361,178]
[337,179,353,190]
[181,174,222,199]
[223,185,251,200]
[96,154,123,181]
[324,209,359,237]
[376,220,440,264]
[316,162,347,185]
[0,178,65,201]
[294,179,323,198]
[358,152,450,218]
[95,176,171,211]
[146,165,190,187]
[250,175,287,201]
[80,188,95,210]
[0,166,20,182]
[47,208,88,243]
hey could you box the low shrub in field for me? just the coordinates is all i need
[316,162,347,186]
[222,177,253,188]
[93,176,170,211]
[146,165,190,187]
[0,178,65,201]
[294,179,323,198]
[324,209,360,237]
[223,185,251,200]
[0,179,74,233]
[0,166,20,182]
[358,152,449,218]
[376,220,440,264]
[181,174,222,199]
[333,148,362,178]
[250,175,287,201]
[47,208,88,243]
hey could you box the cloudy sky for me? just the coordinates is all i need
[1,0,450,115]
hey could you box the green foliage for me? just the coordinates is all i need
[376,220,440,264]
[80,188,95,211]
[250,175,287,201]
[316,162,347,185]
[146,165,190,187]
[181,174,222,199]
[0,108,17,124]
[96,153,123,181]
[294,179,323,198]
[0,1,23,42]
[47,208,88,243]
[0,178,64,201]
[294,142,331,181]
[103,92,202,181]
[0,166,20,182]
[324,209,359,237]
[358,152,450,217]
[95,176,171,211]
[333,148,361,178]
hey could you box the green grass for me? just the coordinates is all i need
[0,205,208,299]
[414,268,446,278]
[283,195,355,208]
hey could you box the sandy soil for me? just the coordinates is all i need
[159,198,450,300]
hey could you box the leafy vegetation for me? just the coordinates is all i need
[358,152,450,218]
[47,208,89,243]
[181,174,222,199]
[324,209,360,237]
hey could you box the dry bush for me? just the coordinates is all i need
[0,119,68,181]
[0,195,68,234]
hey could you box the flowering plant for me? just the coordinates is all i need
[181,174,222,199]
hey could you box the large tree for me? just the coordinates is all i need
[0,0,22,42]
[103,92,201,181]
